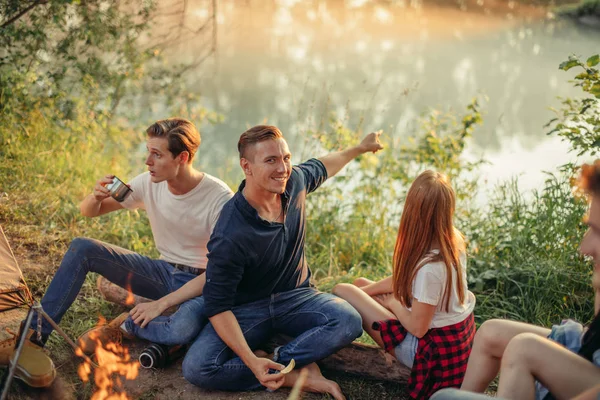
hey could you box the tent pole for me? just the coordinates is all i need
[0,302,100,399]
[36,305,98,367]
[0,306,34,400]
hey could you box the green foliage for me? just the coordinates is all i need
[0,96,156,256]
[556,0,600,18]
[547,54,600,156]
[468,54,600,325]
[464,172,592,325]
[1,1,143,112]
[306,99,485,282]
[0,0,198,122]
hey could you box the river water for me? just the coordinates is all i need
[145,0,600,195]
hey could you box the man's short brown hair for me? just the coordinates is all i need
[238,125,283,160]
[146,118,200,163]
[580,160,600,196]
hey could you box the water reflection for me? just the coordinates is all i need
[140,0,599,193]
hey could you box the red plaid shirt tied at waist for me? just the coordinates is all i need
[372,313,476,400]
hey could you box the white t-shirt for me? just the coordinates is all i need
[411,251,476,328]
[120,172,233,270]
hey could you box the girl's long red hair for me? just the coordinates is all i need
[392,170,466,312]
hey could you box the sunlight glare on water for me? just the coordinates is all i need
[140,0,599,199]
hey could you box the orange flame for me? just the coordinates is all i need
[77,330,139,399]
[124,286,135,306]
[124,273,135,306]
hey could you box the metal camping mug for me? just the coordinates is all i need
[106,176,132,202]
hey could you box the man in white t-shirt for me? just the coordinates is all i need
[26,118,233,353]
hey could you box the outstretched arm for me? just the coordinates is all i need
[318,131,383,178]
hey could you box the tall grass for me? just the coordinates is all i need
[464,173,591,325]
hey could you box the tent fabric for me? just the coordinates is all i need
[0,225,31,311]
[0,307,28,343]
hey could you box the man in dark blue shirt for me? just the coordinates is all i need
[170,125,382,399]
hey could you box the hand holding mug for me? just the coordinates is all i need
[106,176,132,202]
[93,175,115,202]
[93,175,132,203]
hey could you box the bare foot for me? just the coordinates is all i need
[283,363,345,400]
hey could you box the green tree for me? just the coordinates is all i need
[0,0,214,121]
[547,54,600,156]
[1,1,158,115]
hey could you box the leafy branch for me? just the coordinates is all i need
[0,0,48,28]
[547,54,600,156]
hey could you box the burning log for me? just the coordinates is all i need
[76,323,139,400]
[96,277,176,314]
[97,277,149,309]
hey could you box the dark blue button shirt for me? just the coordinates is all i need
[203,158,328,318]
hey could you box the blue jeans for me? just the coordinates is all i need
[181,286,363,391]
[33,237,206,345]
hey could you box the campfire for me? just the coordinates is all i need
[76,317,139,400]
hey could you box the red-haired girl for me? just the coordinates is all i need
[333,170,476,399]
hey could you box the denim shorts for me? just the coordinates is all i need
[535,319,584,400]
[394,332,419,368]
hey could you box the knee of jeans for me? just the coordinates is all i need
[332,302,363,343]
[182,354,217,388]
[167,319,204,344]
[347,307,364,340]
[68,237,97,262]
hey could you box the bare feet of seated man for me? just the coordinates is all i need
[282,363,346,400]
[252,350,346,399]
